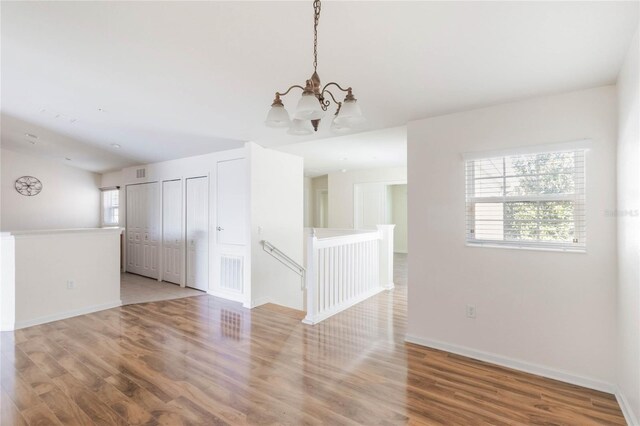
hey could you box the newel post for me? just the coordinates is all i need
[302,228,318,325]
[377,225,395,290]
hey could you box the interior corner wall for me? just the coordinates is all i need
[1,149,101,231]
[391,184,408,253]
[616,28,640,424]
[248,143,304,310]
[310,175,328,227]
[100,170,122,189]
[327,167,407,229]
[303,176,312,227]
[407,85,618,390]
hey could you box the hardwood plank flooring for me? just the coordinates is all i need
[0,254,625,425]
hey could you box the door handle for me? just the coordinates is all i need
[216,226,224,231]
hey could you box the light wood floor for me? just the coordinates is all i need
[1,254,625,425]
[121,273,204,306]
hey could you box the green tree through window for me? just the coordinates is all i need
[505,152,577,242]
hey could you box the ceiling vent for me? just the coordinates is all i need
[136,168,146,179]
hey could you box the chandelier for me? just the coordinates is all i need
[265,0,365,135]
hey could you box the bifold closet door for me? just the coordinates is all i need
[126,182,160,279]
[186,177,209,291]
[162,180,183,285]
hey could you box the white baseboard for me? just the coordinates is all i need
[208,288,245,305]
[616,388,639,426]
[404,334,615,394]
[250,296,274,309]
[14,300,122,330]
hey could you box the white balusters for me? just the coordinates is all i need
[303,227,393,325]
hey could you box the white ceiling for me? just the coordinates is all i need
[276,126,407,177]
[1,1,638,173]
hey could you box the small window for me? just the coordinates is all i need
[465,148,586,251]
[101,188,120,227]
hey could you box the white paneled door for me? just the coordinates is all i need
[216,159,247,246]
[213,159,247,299]
[126,182,160,279]
[162,180,183,285]
[186,177,209,291]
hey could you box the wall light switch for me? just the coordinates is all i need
[66,280,75,289]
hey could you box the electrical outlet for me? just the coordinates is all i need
[466,304,476,319]
[66,280,75,289]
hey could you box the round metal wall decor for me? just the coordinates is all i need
[15,176,43,196]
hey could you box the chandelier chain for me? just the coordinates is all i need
[313,0,321,72]
[266,0,362,134]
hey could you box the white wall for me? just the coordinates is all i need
[249,143,304,310]
[303,176,312,227]
[101,170,122,189]
[311,175,328,227]
[391,184,408,253]
[328,167,407,229]
[407,86,618,390]
[616,29,640,424]
[1,149,101,231]
[1,228,121,330]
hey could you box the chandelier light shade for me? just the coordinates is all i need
[294,92,325,120]
[334,95,365,126]
[330,116,352,133]
[265,0,364,134]
[287,119,314,135]
[265,98,291,128]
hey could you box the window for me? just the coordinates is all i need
[101,188,120,226]
[465,148,586,251]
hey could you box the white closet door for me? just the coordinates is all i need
[186,177,209,291]
[162,180,183,285]
[126,182,160,279]
[354,183,388,230]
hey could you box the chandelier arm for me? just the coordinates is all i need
[276,85,306,97]
[321,82,352,94]
[320,97,331,111]
[322,89,341,106]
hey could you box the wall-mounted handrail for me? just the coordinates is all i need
[261,240,306,289]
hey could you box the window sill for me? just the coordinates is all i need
[465,242,586,254]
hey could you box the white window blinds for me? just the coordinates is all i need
[465,149,586,251]
[102,189,120,226]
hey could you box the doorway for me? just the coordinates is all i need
[316,189,329,228]
[354,181,408,254]
[389,184,408,254]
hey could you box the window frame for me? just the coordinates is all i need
[464,146,587,252]
[101,187,120,227]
